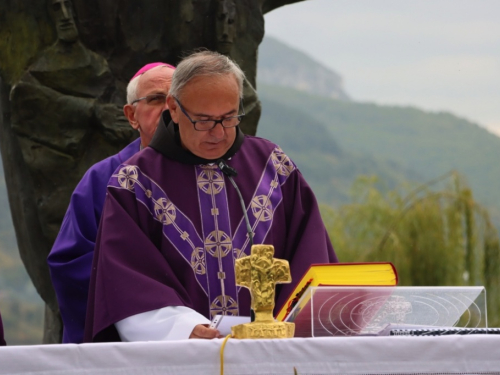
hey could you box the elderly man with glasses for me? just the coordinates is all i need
[48,62,176,344]
[84,51,337,343]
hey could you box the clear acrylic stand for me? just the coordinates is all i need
[284,286,487,337]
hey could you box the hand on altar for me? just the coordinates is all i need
[189,324,222,339]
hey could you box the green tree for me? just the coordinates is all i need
[322,172,500,326]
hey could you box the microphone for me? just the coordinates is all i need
[218,159,255,321]
[217,159,238,177]
[217,159,254,248]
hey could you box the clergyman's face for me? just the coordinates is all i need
[50,0,78,43]
[124,66,175,148]
[168,74,240,160]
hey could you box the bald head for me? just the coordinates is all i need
[127,64,176,105]
[124,63,176,148]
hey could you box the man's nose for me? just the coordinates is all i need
[209,122,225,137]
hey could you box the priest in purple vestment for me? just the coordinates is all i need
[47,62,176,344]
[84,51,338,343]
[0,311,6,346]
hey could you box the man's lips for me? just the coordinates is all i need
[204,140,225,148]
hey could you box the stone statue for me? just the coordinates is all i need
[6,0,136,343]
[0,0,305,343]
[68,0,304,135]
[11,0,134,244]
[213,0,261,135]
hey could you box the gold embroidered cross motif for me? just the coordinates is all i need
[205,230,232,257]
[154,198,176,225]
[211,295,238,318]
[197,169,225,195]
[251,195,273,222]
[117,165,139,190]
[190,247,206,275]
[271,148,295,177]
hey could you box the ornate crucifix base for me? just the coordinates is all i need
[232,321,294,339]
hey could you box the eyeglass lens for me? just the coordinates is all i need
[194,117,241,131]
[145,94,167,105]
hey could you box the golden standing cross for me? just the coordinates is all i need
[233,244,295,338]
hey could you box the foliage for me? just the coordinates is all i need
[321,172,500,326]
[0,238,44,345]
[0,292,43,346]
[0,179,44,345]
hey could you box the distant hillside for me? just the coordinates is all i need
[256,96,420,205]
[258,36,350,101]
[258,84,500,221]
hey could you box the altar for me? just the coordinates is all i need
[0,335,499,374]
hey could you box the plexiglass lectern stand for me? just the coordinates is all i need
[284,286,487,337]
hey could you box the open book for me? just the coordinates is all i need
[275,263,398,337]
[276,262,398,322]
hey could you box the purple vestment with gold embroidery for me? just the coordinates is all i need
[84,114,337,342]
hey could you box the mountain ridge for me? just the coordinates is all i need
[257,36,350,101]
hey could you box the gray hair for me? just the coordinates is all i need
[169,51,245,100]
[126,64,176,104]
[126,75,141,104]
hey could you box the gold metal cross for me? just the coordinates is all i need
[233,244,294,338]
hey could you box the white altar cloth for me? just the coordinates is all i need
[0,335,499,375]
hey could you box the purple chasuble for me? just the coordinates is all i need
[84,120,337,342]
[0,311,6,346]
[48,138,141,343]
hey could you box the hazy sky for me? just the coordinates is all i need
[264,0,500,135]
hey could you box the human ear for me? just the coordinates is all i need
[123,104,139,130]
[167,96,180,124]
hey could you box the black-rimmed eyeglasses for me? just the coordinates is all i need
[131,93,167,106]
[174,97,245,131]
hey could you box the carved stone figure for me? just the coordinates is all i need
[213,0,262,135]
[68,0,303,135]
[6,0,136,342]
[11,0,134,245]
